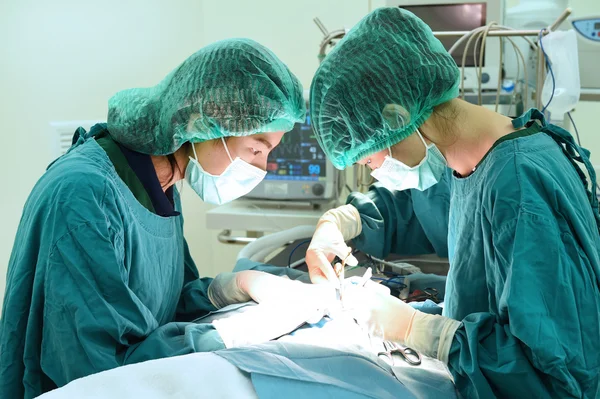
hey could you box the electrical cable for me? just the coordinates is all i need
[473,28,485,104]
[539,30,555,114]
[495,36,504,112]
[450,24,535,106]
[478,22,497,106]
[373,276,407,288]
[460,27,484,99]
[505,37,519,115]
[463,21,498,104]
[472,30,484,102]
[289,257,307,269]
[504,36,527,116]
[450,25,487,55]
[335,168,346,206]
[287,239,311,267]
[449,25,535,56]
[567,112,581,146]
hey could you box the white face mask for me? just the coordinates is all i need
[370,130,447,192]
[185,138,266,205]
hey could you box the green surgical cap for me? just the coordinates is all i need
[310,7,460,169]
[107,38,305,155]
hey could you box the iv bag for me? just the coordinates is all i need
[541,30,581,115]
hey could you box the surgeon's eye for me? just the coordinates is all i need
[250,147,261,156]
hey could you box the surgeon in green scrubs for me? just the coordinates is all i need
[306,8,600,398]
[0,38,333,398]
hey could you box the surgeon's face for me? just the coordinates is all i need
[356,132,427,170]
[193,132,284,175]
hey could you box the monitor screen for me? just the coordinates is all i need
[264,112,327,182]
[401,3,487,67]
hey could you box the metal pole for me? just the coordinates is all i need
[317,29,547,60]
[315,8,572,108]
[313,18,329,36]
[433,29,545,38]
[549,7,572,32]
[316,8,571,56]
[318,29,346,61]
[431,8,571,38]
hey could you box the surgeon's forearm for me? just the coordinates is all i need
[347,186,432,259]
[177,277,218,321]
[403,311,461,364]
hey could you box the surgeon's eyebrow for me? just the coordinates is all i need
[256,137,273,150]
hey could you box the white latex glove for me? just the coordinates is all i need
[342,285,461,363]
[306,205,361,285]
[208,272,249,309]
[342,284,416,341]
[208,270,337,311]
[209,272,339,348]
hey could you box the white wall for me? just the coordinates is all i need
[202,0,371,88]
[0,0,207,304]
[1,0,599,307]
[567,0,600,161]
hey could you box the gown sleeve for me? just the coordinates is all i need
[175,238,218,322]
[42,220,225,388]
[347,170,451,259]
[446,211,600,398]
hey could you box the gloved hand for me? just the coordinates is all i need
[342,283,416,342]
[209,271,339,348]
[342,284,461,363]
[306,205,362,285]
[208,270,337,310]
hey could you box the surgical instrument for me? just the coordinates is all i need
[404,288,440,304]
[334,250,352,301]
[378,340,422,366]
[357,267,372,287]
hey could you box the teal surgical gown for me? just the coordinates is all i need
[348,110,600,398]
[0,130,224,398]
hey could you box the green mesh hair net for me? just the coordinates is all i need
[310,7,460,170]
[107,38,305,155]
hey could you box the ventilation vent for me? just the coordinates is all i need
[50,120,104,157]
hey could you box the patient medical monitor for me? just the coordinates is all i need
[386,0,505,91]
[245,93,337,202]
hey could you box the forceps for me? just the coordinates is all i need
[378,340,422,366]
[334,250,352,301]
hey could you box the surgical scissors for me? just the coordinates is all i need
[378,340,422,366]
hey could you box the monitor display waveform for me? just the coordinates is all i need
[266,112,326,181]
